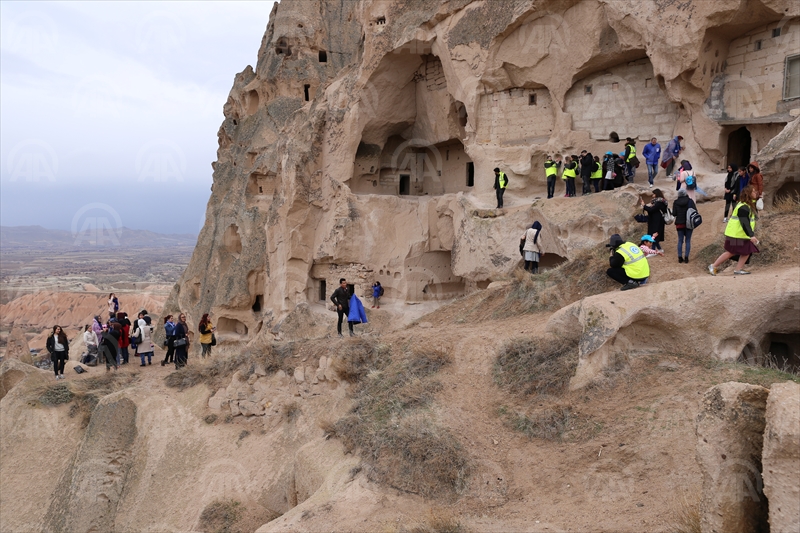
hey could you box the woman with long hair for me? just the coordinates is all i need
[108,293,119,319]
[82,324,98,363]
[672,189,697,263]
[640,188,667,251]
[173,313,190,369]
[709,185,760,276]
[521,221,543,273]
[116,312,131,365]
[198,313,215,358]
[46,325,69,380]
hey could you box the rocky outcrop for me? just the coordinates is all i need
[763,381,800,533]
[5,326,32,365]
[546,267,800,389]
[163,0,799,345]
[758,117,800,206]
[44,395,138,533]
[696,382,770,533]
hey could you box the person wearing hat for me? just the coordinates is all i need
[493,167,508,208]
[639,235,664,257]
[605,233,650,290]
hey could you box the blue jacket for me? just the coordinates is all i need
[663,137,681,161]
[642,142,661,165]
[347,294,368,324]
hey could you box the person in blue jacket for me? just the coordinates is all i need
[347,291,368,336]
[641,137,661,187]
[662,135,683,176]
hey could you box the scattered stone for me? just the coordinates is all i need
[247,373,258,385]
[657,361,680,371]
[762,381,800,533]
[254,363,267,376]
[294,366,305,384]
[696,382,769,533]
[229,401,241,417]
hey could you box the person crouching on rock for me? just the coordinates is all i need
[605,233,650,291]
[46,325,70,380]
[331,278,353,337]
[521,221,543,273]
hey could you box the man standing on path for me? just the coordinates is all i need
[642,137,661,188]
[580,150,594,195]
[330,278,354,337]
[493,167,508,208]
[663,135,683,176]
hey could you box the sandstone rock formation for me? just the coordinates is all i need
[762,381,800,533]
[164,0,800,345]
[696,382,770,533]
[546,267,800,389]
[5,326,32,365]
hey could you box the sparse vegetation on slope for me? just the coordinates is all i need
[494,336,580,397]
[331,343,469,497]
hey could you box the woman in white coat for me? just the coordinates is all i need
[521,221,543,273]
[134,316,155,366]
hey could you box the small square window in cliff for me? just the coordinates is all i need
[318,50,327,63]
[773,28,781,38]
[645,78,652,88]
[252,295,263,313]
[376,16,386,25]
[584,85,592,95]
[318,280,326,301]
[529,93,537,105]
[304,84,310,102]
[754,40,762,51]
[612,82,619,92]
[275,38,291,56]
[466,162,474,187]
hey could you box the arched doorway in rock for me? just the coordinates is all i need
[727,126,752,168]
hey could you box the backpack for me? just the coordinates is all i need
[663,208,675,225]
[686,207,702,229]
[684,173,696,190]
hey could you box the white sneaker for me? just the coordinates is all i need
[708,264,717,276]
[649,184,653,188]
[723,217,728,223]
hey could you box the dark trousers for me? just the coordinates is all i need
[677,228,693,258]
[495,187,505,208]
[52,351,67,376]
[606,267,647,285]
[592,179,601,193]
[724,199,735,218]
[120,346,129,364]
[547,176,556,198]
[162,338,175,364]
[337,309,353,334]
[604,179,614,191]
[581,174,591,194]
[175,347,188,369]
[139,351,153,365]
[524,261,539,273]
[566,178,576,196]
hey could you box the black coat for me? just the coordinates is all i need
[643,198,668,242]
[46,334,70,356]
[672,195,696,227]
[580,153,594,177]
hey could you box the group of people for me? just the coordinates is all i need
[539,136,686,199]
[45,295,218,379]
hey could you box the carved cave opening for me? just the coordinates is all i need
[217,317,249,337]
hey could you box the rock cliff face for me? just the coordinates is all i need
[166,0,800,342]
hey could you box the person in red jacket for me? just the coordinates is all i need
[116,311,131,365]
[747,163,763,203]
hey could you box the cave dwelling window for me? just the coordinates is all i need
[785,55,800,100]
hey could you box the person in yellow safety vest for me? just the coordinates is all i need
[708,185,760,276]
[590,155,603,193]
[562,156,578,197]
[624,137,637,183]
[605,233,650,290]
[493,167,508,208]
[544,155,561,199]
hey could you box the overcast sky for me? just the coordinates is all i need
[0,1,275,235]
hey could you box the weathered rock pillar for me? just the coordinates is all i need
[763,381,800,533]
[696,382,769,533]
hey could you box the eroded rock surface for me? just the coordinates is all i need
[696,382,769,533]
[163,0,800,345]
[763,381,800,533]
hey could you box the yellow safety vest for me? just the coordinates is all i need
[544,161,558,177]
[590,163,603,179]
[724,202,756,240]
[626,145,636,162]
[563,165,577,179]
[498,172,508,189]
[617,241,650,279]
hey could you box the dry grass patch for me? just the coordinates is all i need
[494,336,580,397]
[496,404,601,442]
[332,344,468,497]
[330,338,391,383]
[35,372,139,427]
[668,492,701,533]
[496,244,619,317]
[197,499,279,533]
